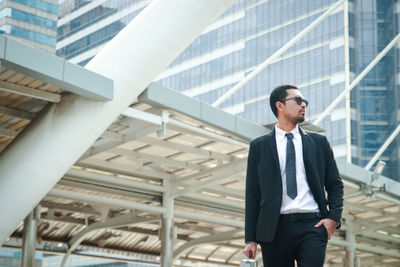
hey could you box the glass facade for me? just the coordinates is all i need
[57,0,400,181]
[8,0,58,14]
[0,0,58,51]
[350,0,399,180]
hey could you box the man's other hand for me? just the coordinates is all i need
[314,218,338,239]
[243,242,257,259]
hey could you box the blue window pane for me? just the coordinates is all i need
[10,0,58,14]
[10,26,56,46]
[11,9,57,30]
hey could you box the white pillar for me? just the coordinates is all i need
[345,216,355,267]
[344,0,352,163]
[21,207,39,267]
[0,0,234,245]
[161,179,175,266]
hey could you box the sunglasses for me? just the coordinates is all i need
[279,96,309,107]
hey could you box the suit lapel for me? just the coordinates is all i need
[266,128,280,170]
[299,127,310,164]
[299,127,317,190]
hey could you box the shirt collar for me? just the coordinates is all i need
[275,124,300,142]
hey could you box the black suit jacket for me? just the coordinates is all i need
[245,127,343,243]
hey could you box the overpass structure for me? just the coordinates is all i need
[1,78,399,266]
[0,0,399,266]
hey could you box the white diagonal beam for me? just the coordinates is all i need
[212,0,344,107]
[364,124,400,170]
[0,0,234,245]
[314,32,400,126]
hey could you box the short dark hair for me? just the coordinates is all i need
[269,84,298,118]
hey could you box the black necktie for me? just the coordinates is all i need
[286,133,297,199]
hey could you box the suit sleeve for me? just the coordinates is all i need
[245,140,261,242]
[323,136,344,228]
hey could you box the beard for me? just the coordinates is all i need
[297,116,305,123]
[292,113,305,124]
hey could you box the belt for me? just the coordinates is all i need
[280,212,321,222]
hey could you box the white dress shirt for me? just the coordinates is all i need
[275,124,319,214]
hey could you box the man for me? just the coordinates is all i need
[243,85,343,267]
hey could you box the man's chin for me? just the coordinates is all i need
[297,117,305,123]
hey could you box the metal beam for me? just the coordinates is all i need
[110,147,203,171]
[123,107,249,148]
[314,32,400,125]
[174,158,247,184]
[61,214,159,267]
[175,171,244,198]
[40,200,100,216]
[0,127,18,138]
[76,157,173,180]
[161,179,174,267]
[174,210,243,228]
[21,207,38,267]
[179,192,244,211]
[3,244,161,265]
[47,188,166,215]
[47,187,243,228]
[355,220,398,235]
[0,106,35,120]
[65,168,165,193]
[345,214,355,267]
[173,229,241,260]
[212,0,345,107]
[329,238,400,259]
[140,136,232,161]
[81,125,160,160]
[0,80,61,103]
[364,124,400,170]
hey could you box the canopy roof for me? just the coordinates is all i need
[0,35,113,153]
[0,37,399,267]
[2,82,399,266]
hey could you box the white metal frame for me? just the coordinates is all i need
[212,0,345,107]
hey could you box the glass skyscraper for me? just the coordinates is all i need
[56,0,400,181]
[0,0,58,52]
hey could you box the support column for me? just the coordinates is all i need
[345,216,355,267]
[0,0,234,245]
[343,0,352,163]
[161,179,175,267]
[21,207,39,267]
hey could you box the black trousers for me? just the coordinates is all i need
[260,213,328,267]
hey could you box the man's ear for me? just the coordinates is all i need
[276,101,284,115]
